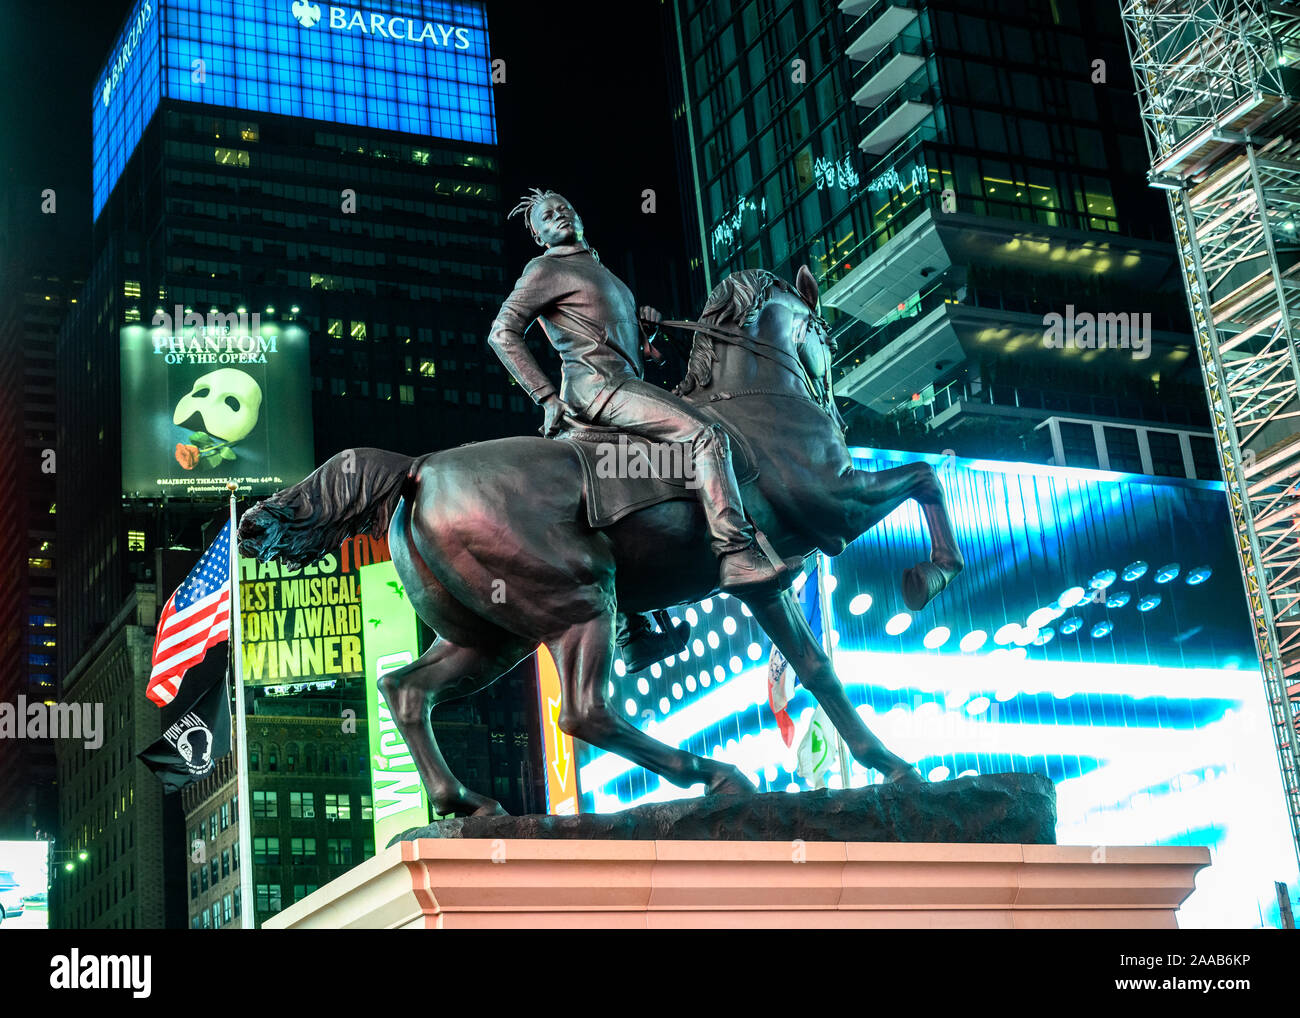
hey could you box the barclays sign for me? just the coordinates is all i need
[100,0,155,108]
[291,2,472,48]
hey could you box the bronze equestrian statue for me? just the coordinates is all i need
[238,214,964,818]
[490,189,800,670]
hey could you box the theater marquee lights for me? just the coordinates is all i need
[92,0,496,220]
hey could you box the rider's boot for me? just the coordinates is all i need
[718,534,804,596]
[617,612,692,673]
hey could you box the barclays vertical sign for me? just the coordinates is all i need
[99,0,155,108]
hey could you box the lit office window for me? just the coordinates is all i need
[212,147,250,167]
[324,793,351,821]
[127,530,146,552]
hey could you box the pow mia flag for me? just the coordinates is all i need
[138,676,232,793]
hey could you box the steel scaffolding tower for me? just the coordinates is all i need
[1120,0,1300,863]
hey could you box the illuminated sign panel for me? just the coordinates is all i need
[0,841,50,929]
[237,536,389,686]
[237,538,429,843]
[360,558,430,845]
[92,0,496,219]
[579,449,1298,928]
[120,317,314,497]
[536,646,579,815]
[92,0,162,222]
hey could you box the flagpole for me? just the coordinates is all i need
[227,483,255,928]
[815,552,852,789]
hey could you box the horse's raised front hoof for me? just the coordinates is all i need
[900,560,958,612]
[705,764,756,797]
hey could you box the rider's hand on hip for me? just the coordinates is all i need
[540,393,566,437]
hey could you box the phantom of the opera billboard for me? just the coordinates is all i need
[120,315,314,498]
[569,448,1298,929]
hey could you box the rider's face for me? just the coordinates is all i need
[530,196,583,247]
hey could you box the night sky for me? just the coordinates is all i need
[0,0,690,313]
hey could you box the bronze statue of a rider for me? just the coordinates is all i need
[488,189,797,668]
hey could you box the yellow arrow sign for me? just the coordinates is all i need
[536,645,578,814]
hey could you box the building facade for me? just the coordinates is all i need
[50,584,188,930]
[53,0,545,927]
[667,0,1218,478]
[0,262,69,840]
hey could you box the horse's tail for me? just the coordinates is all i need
[237,447,418,566]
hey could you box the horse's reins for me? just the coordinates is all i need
[652,317,845,431]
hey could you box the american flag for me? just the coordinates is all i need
[147,521,234,707]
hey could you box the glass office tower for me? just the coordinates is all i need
[668,0,1217,478]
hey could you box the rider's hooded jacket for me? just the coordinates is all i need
[487,243,645,419]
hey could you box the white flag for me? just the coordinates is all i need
[796,705,836,790]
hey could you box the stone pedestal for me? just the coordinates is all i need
[265,839,1209,929]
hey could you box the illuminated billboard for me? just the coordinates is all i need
[121,315,314,498]
[579,448,1298,928]
[237,534,397,686]
[238,538,429,840]
[359,559,430,845]
[0,841,50,929]
[92,0,497,219]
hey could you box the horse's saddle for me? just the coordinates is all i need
[557,407,759,529]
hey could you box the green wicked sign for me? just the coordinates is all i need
[359,561,431,847]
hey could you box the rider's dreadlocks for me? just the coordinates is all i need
[507,188,564,230]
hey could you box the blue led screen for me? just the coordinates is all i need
[93,0,496,219]
[92,0,162,222]
[578,449,1299,928]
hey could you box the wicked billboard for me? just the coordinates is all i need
[120,315,314,497]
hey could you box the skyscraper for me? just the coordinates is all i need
[667,0,1218,479]
[52,0,544,926]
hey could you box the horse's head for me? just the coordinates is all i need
[677,265,836,413]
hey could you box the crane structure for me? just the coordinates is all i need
[1119,0,1300,862]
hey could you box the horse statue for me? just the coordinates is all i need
[238,266,964,817]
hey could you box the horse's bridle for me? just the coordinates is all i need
[654,300,844,432]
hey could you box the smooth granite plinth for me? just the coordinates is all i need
[265,839,1210,929]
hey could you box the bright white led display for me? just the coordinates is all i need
[1058,586,1087,608]
[848,593,873,615]
[885,613,912,635]
[923,626,950,649]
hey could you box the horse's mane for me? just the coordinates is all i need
[676,268,780,396]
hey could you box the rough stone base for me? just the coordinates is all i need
[393,773,1057,846]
